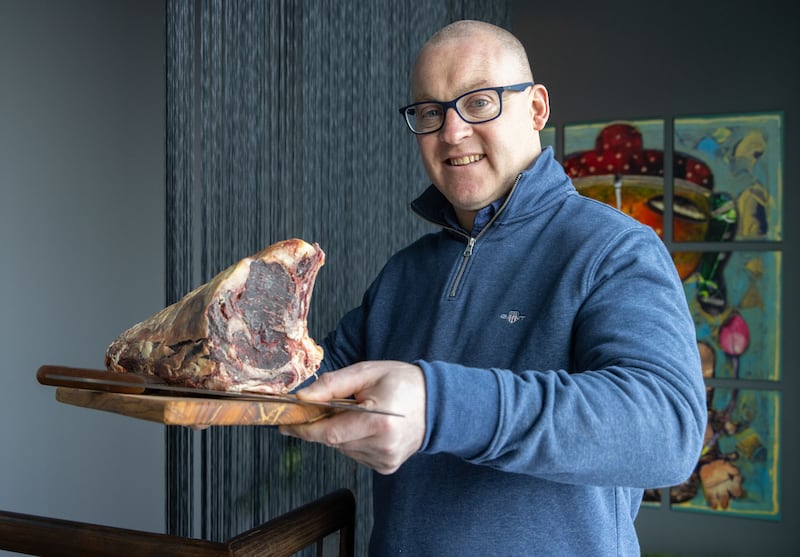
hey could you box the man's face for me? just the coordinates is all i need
[411,34,547,230]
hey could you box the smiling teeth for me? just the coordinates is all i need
[449,154,484,166]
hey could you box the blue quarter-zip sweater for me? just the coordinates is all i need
[319,147,706,556]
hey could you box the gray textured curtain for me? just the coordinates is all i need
[165,0,512,552]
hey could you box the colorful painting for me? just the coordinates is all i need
[671,387,780,520]
[565,117,783,521]
[674,112,783,243]
[563,119,714,280]
[563,119,668,234]
[670,249,781,519]
[646,250,781,517]
[681,251,781,382]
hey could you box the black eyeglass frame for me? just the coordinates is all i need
[398,82,534,135]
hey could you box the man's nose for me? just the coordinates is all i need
[439,106,472,142]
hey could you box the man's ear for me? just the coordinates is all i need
[530,84,550,131]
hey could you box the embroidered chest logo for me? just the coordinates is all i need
[500,310,526,324]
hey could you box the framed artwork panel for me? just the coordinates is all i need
[673,112,783,243]
[679,250,781,382]
[564,119,685,264]
[671,387,780,520]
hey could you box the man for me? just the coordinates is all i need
[281,19,706,556]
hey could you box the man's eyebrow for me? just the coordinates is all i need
[412,80,492,103]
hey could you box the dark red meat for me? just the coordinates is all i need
[105,239,325,394]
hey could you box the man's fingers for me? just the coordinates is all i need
[282,361,425,474]
[280,409,377,446]
[280,419,402,475]
[294,362,382,402]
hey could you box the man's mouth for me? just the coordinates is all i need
[448,154,485,166]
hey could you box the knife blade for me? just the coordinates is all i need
[37,365,403,417]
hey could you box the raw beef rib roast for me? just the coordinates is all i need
[105,239,325,393]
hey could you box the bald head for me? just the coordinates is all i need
[412,20,534,93]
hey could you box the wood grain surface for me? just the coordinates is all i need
[55,387,330,427]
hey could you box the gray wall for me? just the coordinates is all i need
[514,1,798,555]
[0,0,166,541]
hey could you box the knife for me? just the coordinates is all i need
[37,365,403,417]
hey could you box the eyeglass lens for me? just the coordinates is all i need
[406,89,502,134]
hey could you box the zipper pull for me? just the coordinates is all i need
[464,237,476,257]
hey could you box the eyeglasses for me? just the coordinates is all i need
[399,82,533,135]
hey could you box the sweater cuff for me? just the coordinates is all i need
[417,360,501,459]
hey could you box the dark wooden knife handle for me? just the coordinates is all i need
[36,365,160,394]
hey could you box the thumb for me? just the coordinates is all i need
[294,362,379,402]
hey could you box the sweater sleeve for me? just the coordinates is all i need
[418,227,707,489]
[316,304,366,375]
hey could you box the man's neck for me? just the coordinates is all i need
[454,208,478,234]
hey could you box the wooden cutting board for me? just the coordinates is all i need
[55,387,330,427]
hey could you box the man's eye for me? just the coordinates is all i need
[419,106,442,121]
[465,95,494,112]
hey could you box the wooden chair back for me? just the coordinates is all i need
[0,488,355,557]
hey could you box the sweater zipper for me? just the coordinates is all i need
[444,173,523,299]
[449,236,475,298]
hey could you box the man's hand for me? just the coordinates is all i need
[279,361,426,475]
